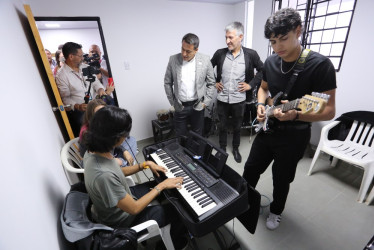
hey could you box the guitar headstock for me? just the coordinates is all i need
[297,92,330,114]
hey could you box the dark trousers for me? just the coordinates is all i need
[130,182,187,249]
[217,100,245,148]
[67,110,84,137]
[174,103,204,137]
[242,128,310,215]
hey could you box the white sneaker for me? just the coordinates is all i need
[266,212,282,230]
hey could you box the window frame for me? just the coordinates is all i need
[270,0,357,72]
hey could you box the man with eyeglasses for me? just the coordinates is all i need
[164,33,215,137]
[56,42,108,137]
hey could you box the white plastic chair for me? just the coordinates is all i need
[61,191,175,249]
[308,120,374,203]
[61,139,175,249]
[60,137,137,186]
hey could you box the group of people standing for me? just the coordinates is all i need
[57,7,337,250]
[165,22,263,164]
[164,8,336,231]
[53,42,114,137]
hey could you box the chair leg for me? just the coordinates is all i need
[357,167,374,203]
[308,146,322,176]
[160,224,175,250]
[331,157,339,167]
[134,172,142,184]
[365,185,374,205]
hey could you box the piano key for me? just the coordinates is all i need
[189,186,199,192]
[193,191,205,199]
[185,182,196,189]
[186,184,198,191]
[201,200,214,208]
[199,197,211,205]
[184,180,193,186]
[197,195,208,203]
[192,190,203,196]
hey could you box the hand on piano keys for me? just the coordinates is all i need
[143,160,168,177]
[158,176,185,190]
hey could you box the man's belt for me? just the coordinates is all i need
[182,100,197,106]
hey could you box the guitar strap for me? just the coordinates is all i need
[282,48,311,100]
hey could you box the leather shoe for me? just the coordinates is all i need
[232,148,242,163]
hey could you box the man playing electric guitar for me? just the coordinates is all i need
[242,8,337,230]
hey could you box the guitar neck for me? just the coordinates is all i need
[267,99,300,117]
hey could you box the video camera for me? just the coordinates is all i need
[83,53,101,69]
[82,66,101,77]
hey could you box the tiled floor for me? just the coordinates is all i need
[136,130,374,250]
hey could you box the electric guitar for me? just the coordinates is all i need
[254,92,330,133]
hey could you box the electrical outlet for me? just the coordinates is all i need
[124,61,130,70]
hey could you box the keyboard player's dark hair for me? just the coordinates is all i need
[84,106,132,153]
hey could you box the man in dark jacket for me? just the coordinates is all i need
[211,21,263,163]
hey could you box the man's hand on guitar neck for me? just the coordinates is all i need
[273,100,298,121]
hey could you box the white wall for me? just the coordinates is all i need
[39,28,103,55]
[27,0,236,140]
[0,0,236,249]
[252,0,272,60]
[0,0,71,249]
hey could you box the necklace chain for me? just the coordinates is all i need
[280,47,303,74]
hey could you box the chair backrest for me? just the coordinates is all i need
[61,138,84,174]
[345,121,374,147]
[61,191,112,242]
[343,121,374,160]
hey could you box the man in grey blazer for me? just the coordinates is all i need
[164,33,216,137]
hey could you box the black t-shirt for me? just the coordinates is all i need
[263,50,337,101]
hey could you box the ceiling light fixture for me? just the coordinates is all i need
[45,23,60,28]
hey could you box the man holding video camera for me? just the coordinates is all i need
[88,44,110,87]
[56,42,108,137]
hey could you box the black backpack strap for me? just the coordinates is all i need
[283,49,311,99]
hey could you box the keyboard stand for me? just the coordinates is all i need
[188,227,241,250]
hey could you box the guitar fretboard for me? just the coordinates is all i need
[267,99,300,117]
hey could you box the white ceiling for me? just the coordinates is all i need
[36,21,99,30]
[172,0,246,4]
[36,0,247,30]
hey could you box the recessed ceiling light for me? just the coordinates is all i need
[45,23,60,28]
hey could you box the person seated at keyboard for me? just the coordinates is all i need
[82,105,188,250]
[79,99,137,167]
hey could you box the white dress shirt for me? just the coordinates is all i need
[179,57,197,102]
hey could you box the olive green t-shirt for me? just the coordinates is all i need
[83,152,133,228]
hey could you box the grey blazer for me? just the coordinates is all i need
[164,52,216,112]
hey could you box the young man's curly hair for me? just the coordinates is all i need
[264,8,303,39]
